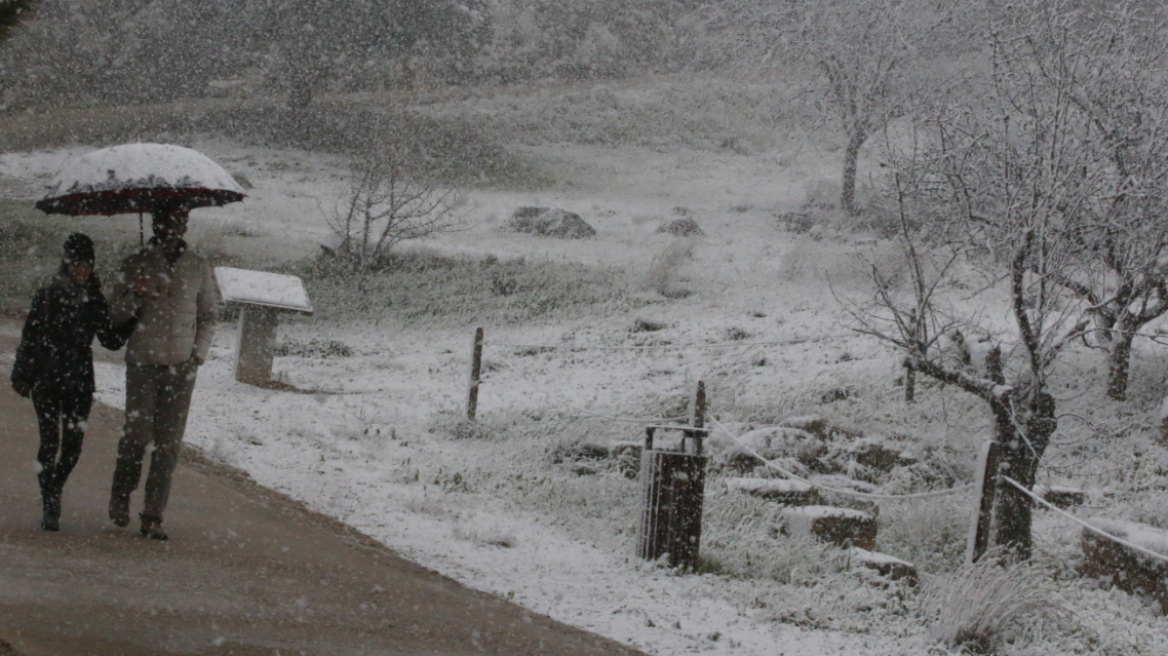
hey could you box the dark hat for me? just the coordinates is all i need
[63,233,95,265]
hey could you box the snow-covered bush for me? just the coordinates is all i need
[645,237,696,298]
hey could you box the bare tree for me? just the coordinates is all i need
[927,0,1168,400]
[850,0,1168,556]
[1009,2,1168,400]
[849,105,1091,561]
[328,142,465,278]
[695,0,982,214]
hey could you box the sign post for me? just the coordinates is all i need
[214,267,314,387]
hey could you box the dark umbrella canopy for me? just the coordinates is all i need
[35,143,246,216]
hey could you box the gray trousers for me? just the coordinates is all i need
[111,361,198,521]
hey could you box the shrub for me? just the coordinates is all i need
[645,238,695,298]
[921,553,1071,652]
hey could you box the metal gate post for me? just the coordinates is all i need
[636,425,709,569]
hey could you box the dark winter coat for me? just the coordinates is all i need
[11,273,131,397]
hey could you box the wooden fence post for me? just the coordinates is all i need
[466,327,483,421]
[904,362,916,404]
[965,439,1002,565]
[686,380,706,454]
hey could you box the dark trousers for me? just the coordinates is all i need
[111,361,197,522]
[31,388,93,510]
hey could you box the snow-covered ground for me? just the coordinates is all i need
[4,134,1168,655]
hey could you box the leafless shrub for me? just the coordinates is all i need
[327,140,466,277]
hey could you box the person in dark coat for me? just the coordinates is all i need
[10,233,131,531]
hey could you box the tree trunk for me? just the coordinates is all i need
[841,129,866,215]
[994,444,1036,561]
[1106,327,1136,401]
[992,390,1056,561]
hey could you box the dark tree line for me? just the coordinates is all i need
[0,0,699,109]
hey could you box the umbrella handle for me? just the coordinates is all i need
[139,212,144,247]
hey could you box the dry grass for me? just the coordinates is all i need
[922,553,1072,652]
[644,237,697,298]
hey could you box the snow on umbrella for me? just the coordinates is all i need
[34,143,246,216]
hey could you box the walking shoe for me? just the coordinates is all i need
[109,495,130,527]
[42,492,61,531]
[139,515,168,541]
[40,513,59,532]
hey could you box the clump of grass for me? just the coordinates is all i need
[645,238,696,299]
[921,553,1072,653]
[454,522,517,549]
[878,498,970,575]
[700,491,843,584]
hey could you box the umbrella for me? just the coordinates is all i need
[35,143,247,241]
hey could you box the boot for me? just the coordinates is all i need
[41,491,60,532]
[139,514,167,541]
[109,494,131,527]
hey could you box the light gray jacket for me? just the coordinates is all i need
[110,240,218,366]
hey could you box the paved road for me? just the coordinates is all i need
[0,322,646,656]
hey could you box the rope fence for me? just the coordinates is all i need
[487,332,854,353]
[1002,476,1168,566]
[484,343,688,424]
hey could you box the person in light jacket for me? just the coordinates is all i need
[11,233,130,531]
[107,202,217,540]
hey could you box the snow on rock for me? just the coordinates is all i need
[1032,484,1086,509]
[780,505,877,550]
[508,207,596,239]
[731,426,825,464]
[841,438,911,473]
[725,477,821,506]
[656,217,703,237]
[847,548,919,587]
[1080,518,1168,613]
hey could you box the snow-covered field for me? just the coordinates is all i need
[3,117,1168,655]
